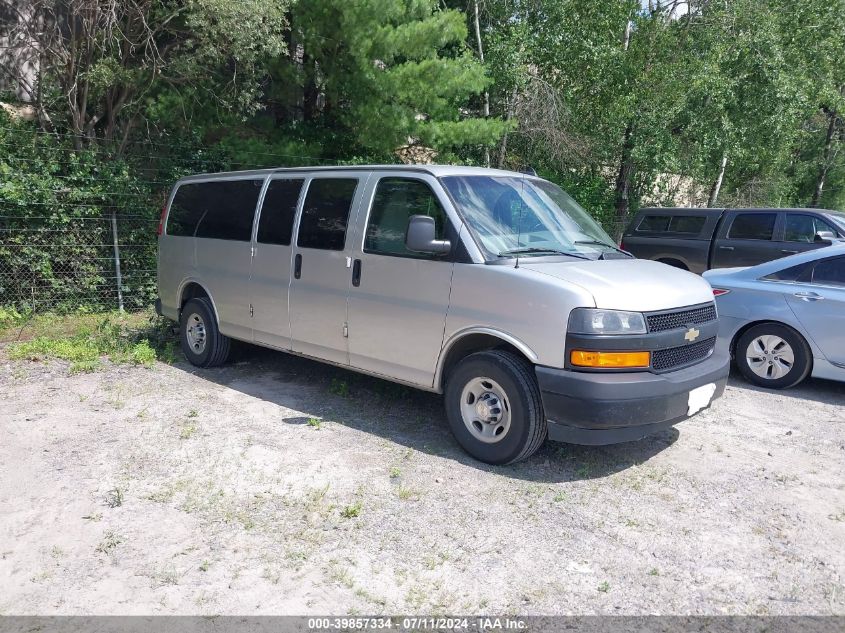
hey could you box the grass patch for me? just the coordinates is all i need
[340,501,362,519]
[307,417,322,430]
[4,310,178,372]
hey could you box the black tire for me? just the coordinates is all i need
[444,350,546,465]
[658,258,688,270]
[735,323,811,389]
[179,297,231,368]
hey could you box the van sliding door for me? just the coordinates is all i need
[288,176,368,365]
[249,178,305,350]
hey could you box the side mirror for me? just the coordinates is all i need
[815,230,835,244]
[405,215,451,255]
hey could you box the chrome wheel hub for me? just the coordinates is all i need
[186,312,207,355]
[460,377,511,444]
[745,335,794,380]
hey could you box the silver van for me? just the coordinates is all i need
[156,166,729,464]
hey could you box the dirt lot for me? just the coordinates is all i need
[1,343,844,615]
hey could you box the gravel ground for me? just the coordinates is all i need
[1,343,843,615]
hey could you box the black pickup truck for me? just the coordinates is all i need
[621,207,845,273]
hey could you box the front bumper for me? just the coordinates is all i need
[536,351,729,445]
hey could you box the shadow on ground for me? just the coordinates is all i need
[173,342,681,484]
[727,366,845,406]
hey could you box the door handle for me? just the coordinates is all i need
[719,246,734,251]
[294,253,302,279]
[351,259,362,287]
[781,249,798,255]
[793,291,824,301]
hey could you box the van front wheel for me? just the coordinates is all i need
[180,297,230,368]
[444,350,547,464]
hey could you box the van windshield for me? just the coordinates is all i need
[441,175,618,260]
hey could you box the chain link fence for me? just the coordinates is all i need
[0,211,158,317]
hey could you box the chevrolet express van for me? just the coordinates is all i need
[156,166,729,464]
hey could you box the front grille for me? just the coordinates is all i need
[652,336,716,372]
[646,303,716,332]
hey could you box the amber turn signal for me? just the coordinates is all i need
[570,350,651,368]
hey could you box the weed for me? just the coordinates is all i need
[307,417,322,430]
[329,378,350,397]
[96,531,122,554]
[69,360,101,374]
[340,501,362,519]
[105,488,124,508]
[30,570,52,583]
[649,568,660,576]
[389,467,401,479]
[82,512,103,522]
[199,560,210,572]
[576,464,592,478]
[397,486,419,501]
[552,492,567,503]
[150,565,181,587]
[187,409,198,418]
[179,424,197,440]
[597,581,610,593]
[828,511,845,522]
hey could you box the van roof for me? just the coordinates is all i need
[175,164,534,184]
[637,207,841,214]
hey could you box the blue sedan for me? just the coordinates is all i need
[703,244,845,389]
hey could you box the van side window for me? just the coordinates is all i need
[636,215,670,232]
[727,213,776,240]
[784,214,837,242]
[167,184,206,237]
[365,178,447,258]
[297,178,358,250]
[169,180,262,240]
[257,179,304,246]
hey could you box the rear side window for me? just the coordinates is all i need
[257,179,304,246]
[637,215,671,232]
[762,262,812,282]
[727,213,776,240]
[812,256,845,286]
[297,178,359,250]
[670,216,706,234]
[635,214,705,234]
[168,179,262,240]
[365,178,447,258]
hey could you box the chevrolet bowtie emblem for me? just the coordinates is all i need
[684,327,700,342]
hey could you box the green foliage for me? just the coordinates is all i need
[7,311,176,372]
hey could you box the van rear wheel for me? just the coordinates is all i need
[180,297,230,368]
[444,350,547,464]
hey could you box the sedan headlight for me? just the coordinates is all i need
[568,308,647,335]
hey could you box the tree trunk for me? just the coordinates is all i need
[613,124,635,240]
[496,87,518,169]
[707,152,728,207]
[811,109,838,207]
[472,0,490,167]
[302,52,319,123]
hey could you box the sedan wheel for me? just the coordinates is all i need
[745,334,794,380]
[735,323,811,389]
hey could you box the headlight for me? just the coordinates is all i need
[568,308,647,335]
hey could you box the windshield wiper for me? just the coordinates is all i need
[573,240,630,255]
[497,247,591,260]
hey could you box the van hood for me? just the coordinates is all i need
[520,258,714,312]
